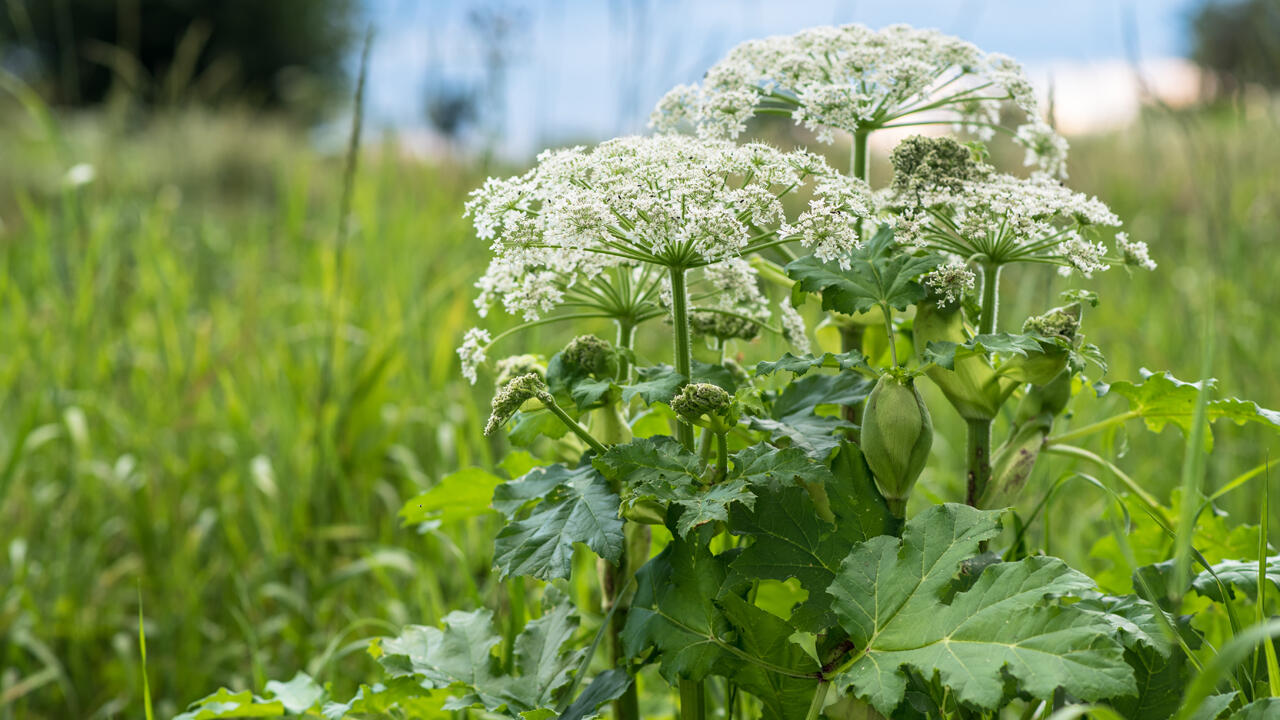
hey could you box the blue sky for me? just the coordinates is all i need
[362,0,1199,156]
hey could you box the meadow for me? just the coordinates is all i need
[0,98,1277,718]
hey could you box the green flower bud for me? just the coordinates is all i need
[861,374,933,517]
[670,383,732,423]
[690,310,760,341]
[494,354,546,387]
[722,358,751,385]
[485,373,550,436]
[562,334,619,378]
[1022,303,1082,340]
[890,135,988,196]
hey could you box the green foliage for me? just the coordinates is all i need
[785,226,941,315]
[828,505,1133,714]
[1096,369,1280,450]
[491,462,624,580]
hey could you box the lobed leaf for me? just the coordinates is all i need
[785,226,941,316]
[492,464,623,580]
[827,504,1133,715]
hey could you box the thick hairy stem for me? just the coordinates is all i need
[604,556,641,720]
[966,417,993,506]
[840,325,865,434]
[851,129,869,182]
[715,431,729,480]
[615,319,637,383]
[669,267,696,451]
[979,262,1001,335]
[679,678,705,720]
[543,400,607,455]
[804,681,830,720]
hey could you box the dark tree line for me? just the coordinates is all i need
[1191,0,1280,97]
[0,0,356,113]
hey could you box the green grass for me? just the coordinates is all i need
[0,101,1277,719]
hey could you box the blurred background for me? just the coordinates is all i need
[0,1,1277,718]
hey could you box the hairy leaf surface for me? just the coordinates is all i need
[492,464,623,580]
[827,504,1133,714]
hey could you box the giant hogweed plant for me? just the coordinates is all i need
[178,24,1280,720]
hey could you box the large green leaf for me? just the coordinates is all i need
[749,414,852,461]
[922,333,1051,370]
[1095,369,1280,451]
[376,602,588,716]
[621,362,741,405]
[755,351,868,377]
[785,226,940,315]
[322,679,448,719]
[770,372,872,419]
[827,504,1133,714]
[718,595,820,720]
[1191,556,1280,602]
[492,464,623,580]
[728,442,892,631]
[1235,699,1280,718]
[594,437,744,536]
[622,532,737,684]
[174,689,285,719]
[400,468,504,525]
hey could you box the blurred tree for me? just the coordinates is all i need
[1191,0,1280,97]
[0,0,356,114]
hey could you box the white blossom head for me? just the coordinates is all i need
[923,260,976,306]
[466,135,871,279]
[651,24,1069,176]
[884,138,1125,275]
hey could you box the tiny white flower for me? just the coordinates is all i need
[1115,231,1157,271]
[457,328,492,385]
[923,261,976,305]
[779,297,811,355]
[65,163,96,187]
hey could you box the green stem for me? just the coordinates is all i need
[804,681,830,720]
[978,263,1001,334]
[880,302,898,367]
[715,431,728,480]
[1044,410,1141,447]
[851,129,869,182]
[839,325,865,435]
[679,678,705,720]
[615,319,637,384]
[669,266,696,451]
[543,400,608,455]
[965,417,993,507]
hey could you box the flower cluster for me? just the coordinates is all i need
[484,373,552,436]
[779,297,811,354]
[884,137,1129,274]
[923,261,976,305]
[651,23,1068,176]
[466,135,870,274]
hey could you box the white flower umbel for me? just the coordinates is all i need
[651,24,1069,177]
[923,260,977,305]
[889,169,1124,274]
[466,135,871,272]
[1115,231,1157,271]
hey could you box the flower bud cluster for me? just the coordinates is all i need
[485,373,551,436]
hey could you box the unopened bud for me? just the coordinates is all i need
[485,373,549,436]
[861,374,933,516]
